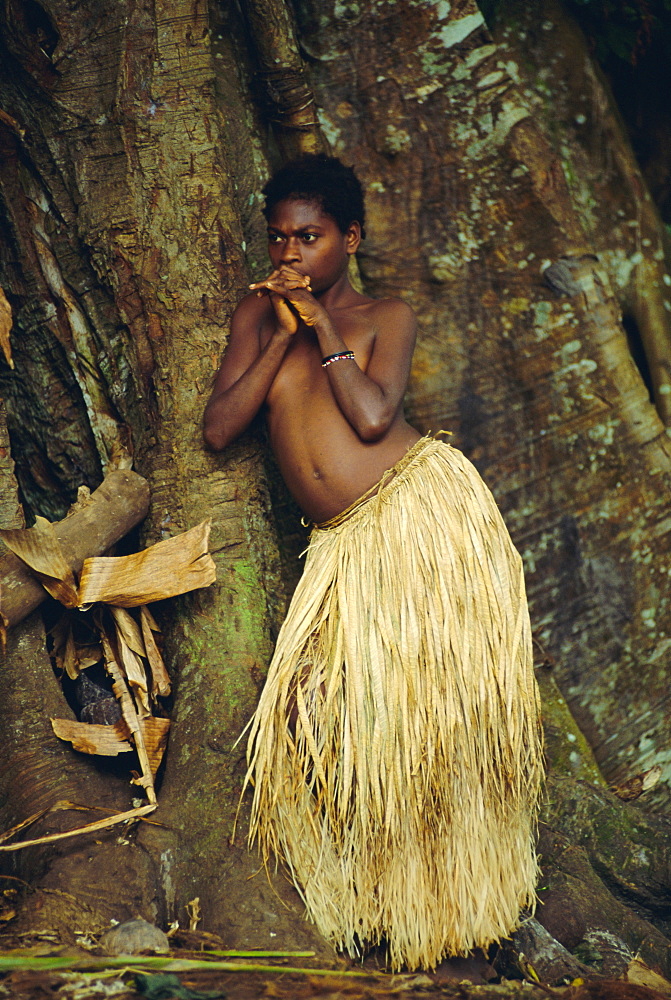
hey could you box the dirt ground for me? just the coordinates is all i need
[6,964,671,1000]
[2,943,669,1000]
[0,928,560,1000]
[0,968,557,1000]
[1,908,668,1000]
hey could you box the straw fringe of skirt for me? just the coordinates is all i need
[244,437,543,971]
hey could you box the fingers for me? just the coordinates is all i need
[251,280,312,300]
[269,290,306,335]
[249,276,312,291]
[249,267,312,294]
[274,265,310,286]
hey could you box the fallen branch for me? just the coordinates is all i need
[0,470,150,630]
[0,803,156,852]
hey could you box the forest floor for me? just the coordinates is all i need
[0,966,558,1000]
[0,923,579,1000]
[0,898,669,1000]
[0,962,581,1000]
[0,936,666,1000]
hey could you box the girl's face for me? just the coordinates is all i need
[266,198,359,294]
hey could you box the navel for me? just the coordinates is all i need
[313,468,322,480]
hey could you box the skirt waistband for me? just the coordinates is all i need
[313,432,448,531]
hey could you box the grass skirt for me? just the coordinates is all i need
[245,436,543,971]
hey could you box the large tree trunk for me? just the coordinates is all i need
[1,0,671,979]
[0,0,328,952]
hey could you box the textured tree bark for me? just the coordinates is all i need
[241,0,327,159]
[491,0,671,427]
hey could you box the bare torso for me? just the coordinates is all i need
[259,296,420,522]
[203,198,421,518]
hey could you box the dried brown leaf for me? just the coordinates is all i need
[49,618,68,673]
[50,715,169,775]
[141,716,170,776]
[50,616,101,678]
[78,520,215,607]
[102,635,142,736]
[63,627,80,681]
[110,607,151,717]
[142,606,160,632]
[186,896,201,932]
[120,647,151,716]
[50,718,133,756]
[110,605,144,656]
[102,635,156,804]
[0,288,13,370]
[77,644,103,669]
[0,516,78,607]
[625,957,671,997]
[610,765,663,802]
[140,605,171,697]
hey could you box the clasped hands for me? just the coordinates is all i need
[249,266,324,333]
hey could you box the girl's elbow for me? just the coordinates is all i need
[203,427,220,451]
[203,418,228,452]
[357,412,392,442]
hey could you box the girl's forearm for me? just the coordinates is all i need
[203,329,293,450]
[313,318,392,442]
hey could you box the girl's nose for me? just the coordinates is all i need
[280,238,301,264]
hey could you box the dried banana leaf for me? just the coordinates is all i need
[0,470,150,630]
[64,628,83,680]
[102,636,156,802]
[51,718,133,757]
[111,607,151,717]
[140,606,171,698]
[78,521,215,607]
[110,605,145,655]
[50,620,82,680]
[625,957,671,997]
[77,644,104,669]
[0,516,78,607]
[142,716,170,776]
[51,716,170,775]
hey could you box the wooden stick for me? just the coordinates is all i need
[0,470,150,629]
[0,803,156,852]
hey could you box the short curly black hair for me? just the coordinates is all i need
[262,154,366,239]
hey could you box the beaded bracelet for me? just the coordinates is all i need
[322,351,356,368]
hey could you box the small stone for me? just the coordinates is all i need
[99,918,170,956]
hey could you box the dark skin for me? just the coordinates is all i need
[203,197,421,523]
